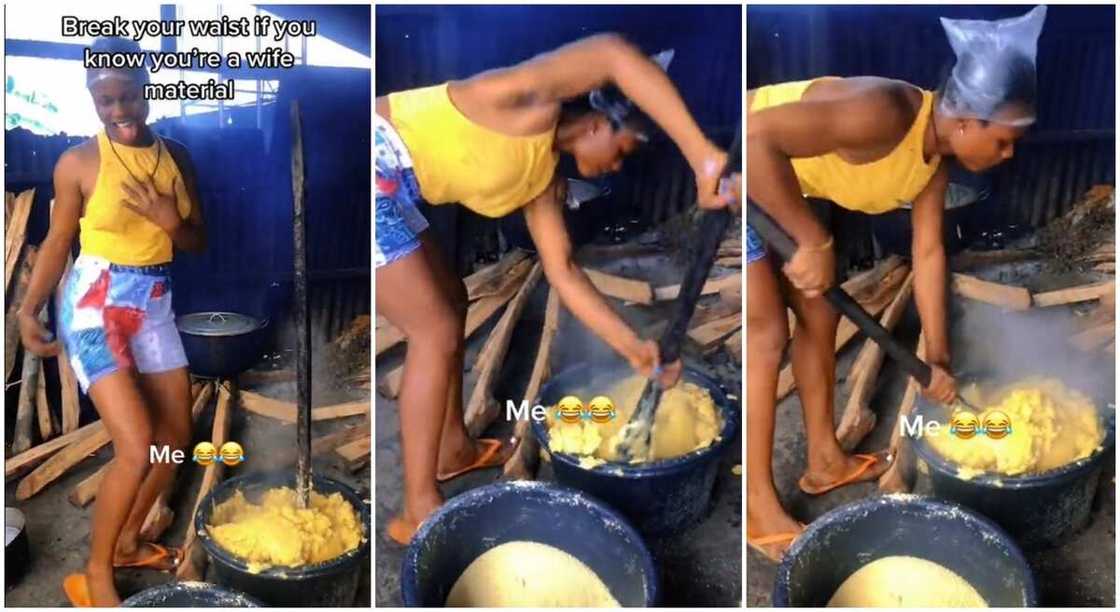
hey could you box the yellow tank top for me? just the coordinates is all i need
[388,83,559,218]
[750,78,941,214]
[80,131,191,265]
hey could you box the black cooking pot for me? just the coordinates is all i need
[121,582,262,607]
[177,312,270,378]
[6,508,30,587]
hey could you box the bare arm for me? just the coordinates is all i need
[911,164,951,366]
[524,177,643,359]
[17,149,84,355]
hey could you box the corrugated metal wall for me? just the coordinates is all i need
[748,4,1115,231]
[4,65,370,343]
[376,5,742,272]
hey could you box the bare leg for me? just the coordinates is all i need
[84,371,156,606]
[746,258,803,558]
[113,367,191,569]
[415,235,492,474]
[783,278,888,488]
[377,245,461,528]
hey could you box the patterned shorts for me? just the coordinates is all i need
[746,224,767,264]
[58,255,188,392]
[374,115,429,268]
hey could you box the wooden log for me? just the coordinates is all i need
[5,245,38,382]
[837,272,915,451]
[1094,262,1116,273]
[714,256,741,268]
[465,263,544,437]
[879,333,926,493]
[583,268,654,304]
[334,435,371,472]
[841,255,904,298]
[12,348,42,454]
[177,381,235,581]
[238,390,368,424]
[951,273,1031,310]
[724,329,742,364]
[503,288,560,481]
[687,313,741,352]
[5,192,14,230]
[1032,281,1115,308]
[312,423,368,457]
[68,461,112,508]
[776,265,910,401]
[464,250,530,299]
[653,273,739,301]
[6,419,103,479]
[17,420,111,499]
[690,299,740,328]
[4,188,35,293]
[36,361,53,441]
[950,249,1039,271]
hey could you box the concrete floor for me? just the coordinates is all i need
[375,248,743,606]
[5,373,371,607]
[746,261,1116,607]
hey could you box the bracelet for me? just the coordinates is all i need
[803,236,834,252]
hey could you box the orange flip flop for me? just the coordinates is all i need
[114,543,181,571]
[387,516,419,546]
[63,573,93,607]
[798,451,890,495]
[747,523,806,563]
[436,438,511,482]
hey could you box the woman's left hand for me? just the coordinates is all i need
[692,147,736,211]
[628,339,683,388]
[122,177,182,234]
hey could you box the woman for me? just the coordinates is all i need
[745,6,1046,561]
[18,38,206,605]
[376,33,734,544]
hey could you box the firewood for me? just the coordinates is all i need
[653,273,739,301]
[690,300,740,329]
[583,268,653,304]
[1032,281,1114,308]
[17,420,111,499]
[837,272,915,451]
[464,250,531,300]
[503,288,560,481]
[334,435,371,472]
[715,256,741,268]
[950,249,1039,271]
[5,245,38,382]
[238,390,368,423]
[687,313,741,353]
[465,263,544,437]
[1094,262,1116,273]
[878,332,926,492]
[68,461,112,508]
[12,348,42,454]
[724,329,742,364]
[841,255,905,297]
[176,381,235,581]
[6,420,103,480]
[36,362,53,441]
[951,273,1031,310]
[4,189,35,293]
[139,494,175,542]
[777,265,910,401]
[312,423,368,457]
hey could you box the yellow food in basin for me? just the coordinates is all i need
[446,541,620,607]
[829,555,987,607]
[207,487,363,572]
[926,377,1102,478]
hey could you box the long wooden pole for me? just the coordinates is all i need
[291,100,311,507]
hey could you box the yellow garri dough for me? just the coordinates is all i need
[828,555,987,608]
[207,487,363,572]
[927,377,1102,478]
[547,376,723,465]
[446,541,620,607]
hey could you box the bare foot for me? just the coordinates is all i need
[84,565,121,607]
[800,450,891,494]
[746,495,804,563]
[113,541,180,571]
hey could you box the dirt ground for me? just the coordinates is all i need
[4,371,371,607]
[746,258,1116,607]
[374,247,744,606]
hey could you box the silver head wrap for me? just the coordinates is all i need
[589,49,675,141]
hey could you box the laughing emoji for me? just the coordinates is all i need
[982,411,1012,440]
[193,441,217,466]
[949,411,980,440]
[557,396,584,424]
[588,396,616,424]
[219,441,245,466]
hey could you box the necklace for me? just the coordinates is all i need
[107,130,163,184]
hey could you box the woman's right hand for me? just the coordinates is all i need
[18,310,59,357]
[782,241,835,298]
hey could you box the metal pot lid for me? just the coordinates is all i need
[177,312,262,336]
